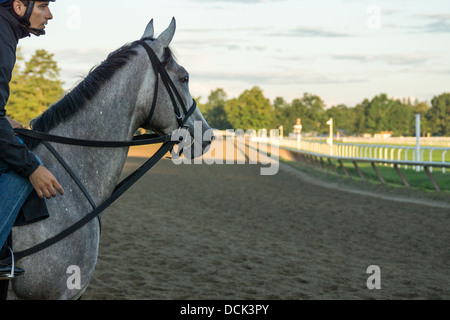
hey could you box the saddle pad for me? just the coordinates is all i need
[14,189,49,227]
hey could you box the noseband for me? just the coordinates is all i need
[3,39,199,264]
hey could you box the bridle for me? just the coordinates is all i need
[2,39,198,264]
[138,38,198,128]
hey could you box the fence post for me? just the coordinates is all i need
[371,162,386,184]
[394,164,409,188]
[353,161,366,181]
[338,159,350,178]
[327,118,333,155]
[416,114,421,172]
[424,166,441,191]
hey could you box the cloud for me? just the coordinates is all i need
[189,0,287,3]
[421,14,450,33]
[269,26,353,38]
[192,70,365,85]
[53,48,110,65]
[181,26,270,33]
[333,53,437,66]
[401,13,450,34]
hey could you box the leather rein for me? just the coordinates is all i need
[2,39,197,264]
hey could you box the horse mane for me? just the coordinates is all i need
[30,42,141,134]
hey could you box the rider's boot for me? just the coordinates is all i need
[0,263,25,280]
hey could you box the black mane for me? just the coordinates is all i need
[30,42,140,134]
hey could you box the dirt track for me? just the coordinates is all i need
[83,140,450,300]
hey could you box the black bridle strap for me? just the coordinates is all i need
[145,70,159,126]
[14,128,172,148]
[183,99,197,124]
[138,40,194,126]
[42,140,97,210]
[142,41,160,127]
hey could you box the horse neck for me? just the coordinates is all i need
[43,60,151,205]
[58,68,148,141]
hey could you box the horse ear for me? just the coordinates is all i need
[156,17,176,48]
[141,19,154,39]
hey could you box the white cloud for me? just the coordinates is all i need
[269,26,352,38]
[333,53,437,66]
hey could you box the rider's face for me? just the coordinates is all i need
[28,1,53,31]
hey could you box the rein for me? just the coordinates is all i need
[1,39,196,265]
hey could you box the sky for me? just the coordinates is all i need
[18,0,450,108]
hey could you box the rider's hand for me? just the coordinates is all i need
[29,165,65,199]
[6,116,24,129]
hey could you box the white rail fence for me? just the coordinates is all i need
[278,138,449,174]
[249,133,450,191]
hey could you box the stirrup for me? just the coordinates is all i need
[5,246,14,279]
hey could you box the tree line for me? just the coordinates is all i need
[6,49,449,137]
[198,87,450,137]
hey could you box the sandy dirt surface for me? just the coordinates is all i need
[83,140,450,300]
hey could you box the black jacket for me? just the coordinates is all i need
[0,6,40,178]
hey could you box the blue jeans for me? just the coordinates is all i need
[0,138,36,248]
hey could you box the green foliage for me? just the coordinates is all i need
[199,86,447,137]
[225,86,273,131]
[198,88,231,130]
[427,93,450,136]
[6,49,64,126]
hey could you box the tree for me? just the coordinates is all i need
[301,93,327,134]
[352,103,366,136]
[6,49,64,126]
[200,88,231,130]
[273,97,289,110]
[326,104,354,135]
[225,86,273,130]
[426,93,450,136]
[387,102,413,136]
[365,94,391,134]
[191,86,449,138]
[274,98,308,135]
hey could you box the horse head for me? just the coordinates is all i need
[138,18,213,159]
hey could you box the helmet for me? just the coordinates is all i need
[0,0,55,5]
[0,0,56,36]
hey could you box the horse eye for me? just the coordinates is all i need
[181,76,189,84]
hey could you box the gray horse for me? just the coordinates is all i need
[6,18,212,300]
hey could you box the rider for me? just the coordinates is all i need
[0,0,64,280]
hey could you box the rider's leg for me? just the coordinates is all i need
[1,138,41,278]
[0,167,34,249]
[0,163,33,278]
[0,137,39,248]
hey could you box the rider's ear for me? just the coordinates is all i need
[141,19,154,40]
[13,0,25,17]
[156,17,176,48]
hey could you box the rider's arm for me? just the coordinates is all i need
[0,21,41,178]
